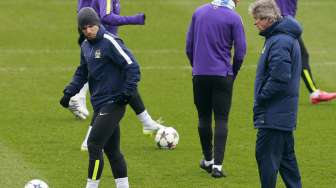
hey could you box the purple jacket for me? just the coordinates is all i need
[77,0,145,35]
[276,0,297,17]
[77,0,92,11]
[186,4,246,77]
[90,0,145,35]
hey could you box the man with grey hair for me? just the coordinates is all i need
[249,0,302,187]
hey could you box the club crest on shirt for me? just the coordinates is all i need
[95,49,101,59]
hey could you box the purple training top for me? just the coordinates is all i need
[276,0,297,17]
[78,0,144,35]
[77,0,92,12]
[186,4,246,77]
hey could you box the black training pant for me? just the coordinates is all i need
[87,102,127,180]
[193,75,234,165]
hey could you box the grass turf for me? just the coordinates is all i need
[0,0,335,187]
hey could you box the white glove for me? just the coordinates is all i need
[68,98,89,120]
[68,106,87,120]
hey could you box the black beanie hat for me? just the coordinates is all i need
[78,7,100,30]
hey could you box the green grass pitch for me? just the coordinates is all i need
[0,0,335,187]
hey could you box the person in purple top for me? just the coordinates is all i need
[76,0,145,46]
[66,0,164,151]
[186,0,246,178]
[276,0,336,104]
[91,0,145,35]
[78,0,92,12]
[275,0,297,17]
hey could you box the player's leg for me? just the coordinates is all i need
[299,37,336,104]
[104,127,128,188]
[69,82,90,119]
[193,76,214,173]
[128,89,164,135]
[255,129,284,188]
[81,114,97,151]
[299,37,317,94]
[86,103,126,188]
[279,132,302,188]
[212,75,233,178]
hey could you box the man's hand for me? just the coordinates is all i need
[114,93,132,105]
[60,95,71,108]
[137,13,146,25]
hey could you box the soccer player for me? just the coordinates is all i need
[249,0,302,187]
[275,0,336,104]
[69,0,165,151]
[186,0,246,178]
[60,7,139,188]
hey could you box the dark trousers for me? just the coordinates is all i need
[86,92,145,125]
[193,75,233,165]
[299,37,317,93]
[87,103,127,180]
[256,129,302,188]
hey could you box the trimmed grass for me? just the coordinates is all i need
[0,0,335,187]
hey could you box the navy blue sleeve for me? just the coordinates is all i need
[64,50,88,96]
[257,38,293,102]
[104,35,140,95]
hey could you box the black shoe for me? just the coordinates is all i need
[211,168,227,178]
[199,159,212,173]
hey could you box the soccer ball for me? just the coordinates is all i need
[24,179,49,188]
[155,127,179,149]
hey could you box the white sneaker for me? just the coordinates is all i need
[143,118,165,135]
[86,179,100,188]
[69,96,89,120]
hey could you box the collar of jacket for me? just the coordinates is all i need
[87,25,106,44]
[259,20,280,38]
[259,16,302,39]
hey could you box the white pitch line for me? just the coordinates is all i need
[0,62,336,73]
[0,48,334,55]
[1,1,334,6]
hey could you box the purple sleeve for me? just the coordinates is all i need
[232,17,247,77]
[102,13,145,26]
[95,0,145,26]
[186,14,195,66]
